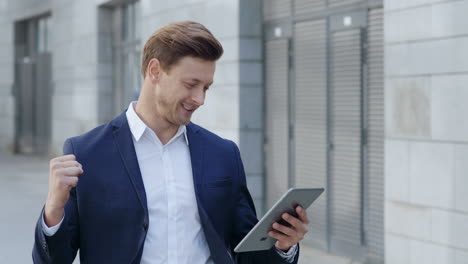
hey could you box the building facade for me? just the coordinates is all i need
[384,0,468,263]
[0,0,467,263]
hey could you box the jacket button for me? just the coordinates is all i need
[143,223,148,232]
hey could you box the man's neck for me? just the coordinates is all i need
[134,100,179,145]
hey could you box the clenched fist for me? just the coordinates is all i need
[44,154,84,227]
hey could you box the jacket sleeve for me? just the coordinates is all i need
[229,141,300,264]
[32,138,81,263]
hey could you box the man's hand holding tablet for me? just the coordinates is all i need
[234,188,324,253]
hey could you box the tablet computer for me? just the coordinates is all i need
[234,187,324,253]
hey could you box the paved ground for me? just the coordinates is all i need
[299,245,362,264]
[0,153,50,263]
[0,153,357,264]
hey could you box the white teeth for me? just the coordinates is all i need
[183,104,195,111]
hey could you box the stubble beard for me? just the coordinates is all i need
[161,98,191,126]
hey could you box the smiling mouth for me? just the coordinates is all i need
[182,104,196,112]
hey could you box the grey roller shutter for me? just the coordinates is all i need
[366,8,384,262]
[16,59,35,153]
[329,28,363,254]
[293,19,328,250]
[265,39,290,209]
[294,0,326,15]
[263,0,292,21]
[34,53,52,154]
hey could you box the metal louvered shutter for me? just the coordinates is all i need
[366,8,384,262]
[263,0,292,21]
[265,39,290,209]
[262,4,384,261]
[294,0,326,15]
[34,53,52,154]
[293,19,328,250]
[329,28,363,254]
[16,58,35,153]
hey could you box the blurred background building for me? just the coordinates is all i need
[0,0,467,263]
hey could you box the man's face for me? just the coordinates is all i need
[152,56,215,126]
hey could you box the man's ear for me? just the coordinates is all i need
[146,58,161,83]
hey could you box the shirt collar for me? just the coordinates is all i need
[171,124,189,146]
[125,101,189,145]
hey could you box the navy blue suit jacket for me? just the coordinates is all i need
[33,112,299,264]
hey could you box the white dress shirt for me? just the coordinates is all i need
[42,101,297,263]
[126,102,212,264]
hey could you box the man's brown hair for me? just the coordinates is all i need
[141,21,224,78]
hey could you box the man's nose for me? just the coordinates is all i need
[192,89,205,106]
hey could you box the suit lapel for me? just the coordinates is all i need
[186,123,234,264]
[186,123,204,195]
[111,112,148,218]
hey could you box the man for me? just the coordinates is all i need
[33,21,309,264]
